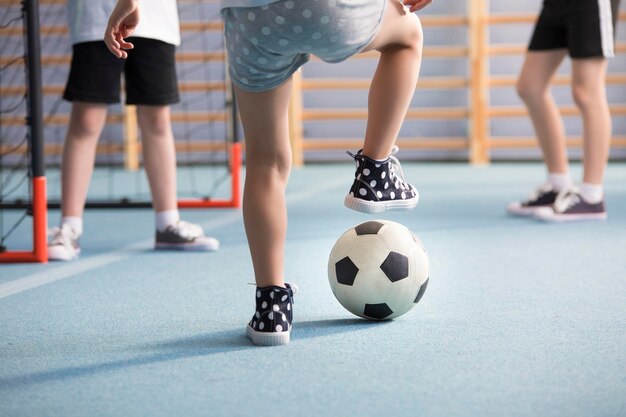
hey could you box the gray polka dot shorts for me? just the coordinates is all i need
[222,0,387,92]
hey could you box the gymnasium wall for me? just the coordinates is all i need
[2,0,625,164]
[301,0,626,161]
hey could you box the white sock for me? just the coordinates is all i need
[547,172,573,192]
[61,216,83,236]
[155,209,180,232]
[579,182,604,204]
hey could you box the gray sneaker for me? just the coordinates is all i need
[48,224,81,261]
[155,220,219,251]
[506,183,559,217]
[534,187,607,222]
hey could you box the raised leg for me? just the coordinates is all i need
[361,0,424,160]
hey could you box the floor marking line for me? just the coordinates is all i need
[0,213,240,300]
[0,180,344,300]
[0,246,145,299]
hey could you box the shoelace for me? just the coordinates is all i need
[347,145,412,191]
[285,283,298,301]
[553,188,581,213]
[169,220,204,239]
[387,146,412,191]
[525,183,554,203]
[48,224,78,247]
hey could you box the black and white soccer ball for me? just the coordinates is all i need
[328,220,429,320]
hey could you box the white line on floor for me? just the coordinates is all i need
[0,180,344,300]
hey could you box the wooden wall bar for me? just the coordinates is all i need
[1,0,625,165]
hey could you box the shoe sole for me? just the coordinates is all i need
[246,324,290,346]
[344,194,419,214]
[47,247,80,261]
[534,209,608,223]
[506,204,552,217]
[155,240,219,252]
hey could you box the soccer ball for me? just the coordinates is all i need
[328,220,429,320]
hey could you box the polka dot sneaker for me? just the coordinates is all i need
[344,146,419,214]
[247,283,297,346]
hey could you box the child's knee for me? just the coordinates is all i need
[516,77,543,103]
[571,82,603,110]
[515,79,531,101]
[363,2,423,54]
[248,149,292,179]
[137,107,171,137]
[404,13,424,50]
[386,11,423,51]
[68,116,102,140]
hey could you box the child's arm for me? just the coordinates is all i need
[403,0,432,13]
[104,0,140,59]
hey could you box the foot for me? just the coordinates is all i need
[155,220,219,251]
[344,146,419,214]
[534,187,607,222]
[506,183,559,217]
[48,224,81,261]
[247,283,297,346]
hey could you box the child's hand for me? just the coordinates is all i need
[104,0,140,59]
[403,0,432,12]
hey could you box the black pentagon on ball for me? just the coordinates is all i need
[335,256,359,286]
[354,221,384,235]
[413,277,429,303]
[380,251,409,282]
[363,303,393,320]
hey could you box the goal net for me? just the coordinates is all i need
[1,0,241,262]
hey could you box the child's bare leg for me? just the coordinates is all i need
[571,58,611,185]
[234,80,293,288]
[61,102,108,218]
[517,50,569,175]
[136,105,178,213]
[360,0,423,160]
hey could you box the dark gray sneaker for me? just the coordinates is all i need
[247,283,297,346]
[344,146,419,214]
[507,184,559,217]
[155,220,219,251]
[534,187,607,222]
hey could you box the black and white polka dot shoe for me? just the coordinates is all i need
[246,283,297,346]
[344,146,419,214]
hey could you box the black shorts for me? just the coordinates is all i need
[528,0,621,58]
[63,38,179,105]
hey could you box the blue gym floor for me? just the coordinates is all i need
[1,162,625,417]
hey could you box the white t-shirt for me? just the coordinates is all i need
[219,0,281,10]
[68,0,181,46]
